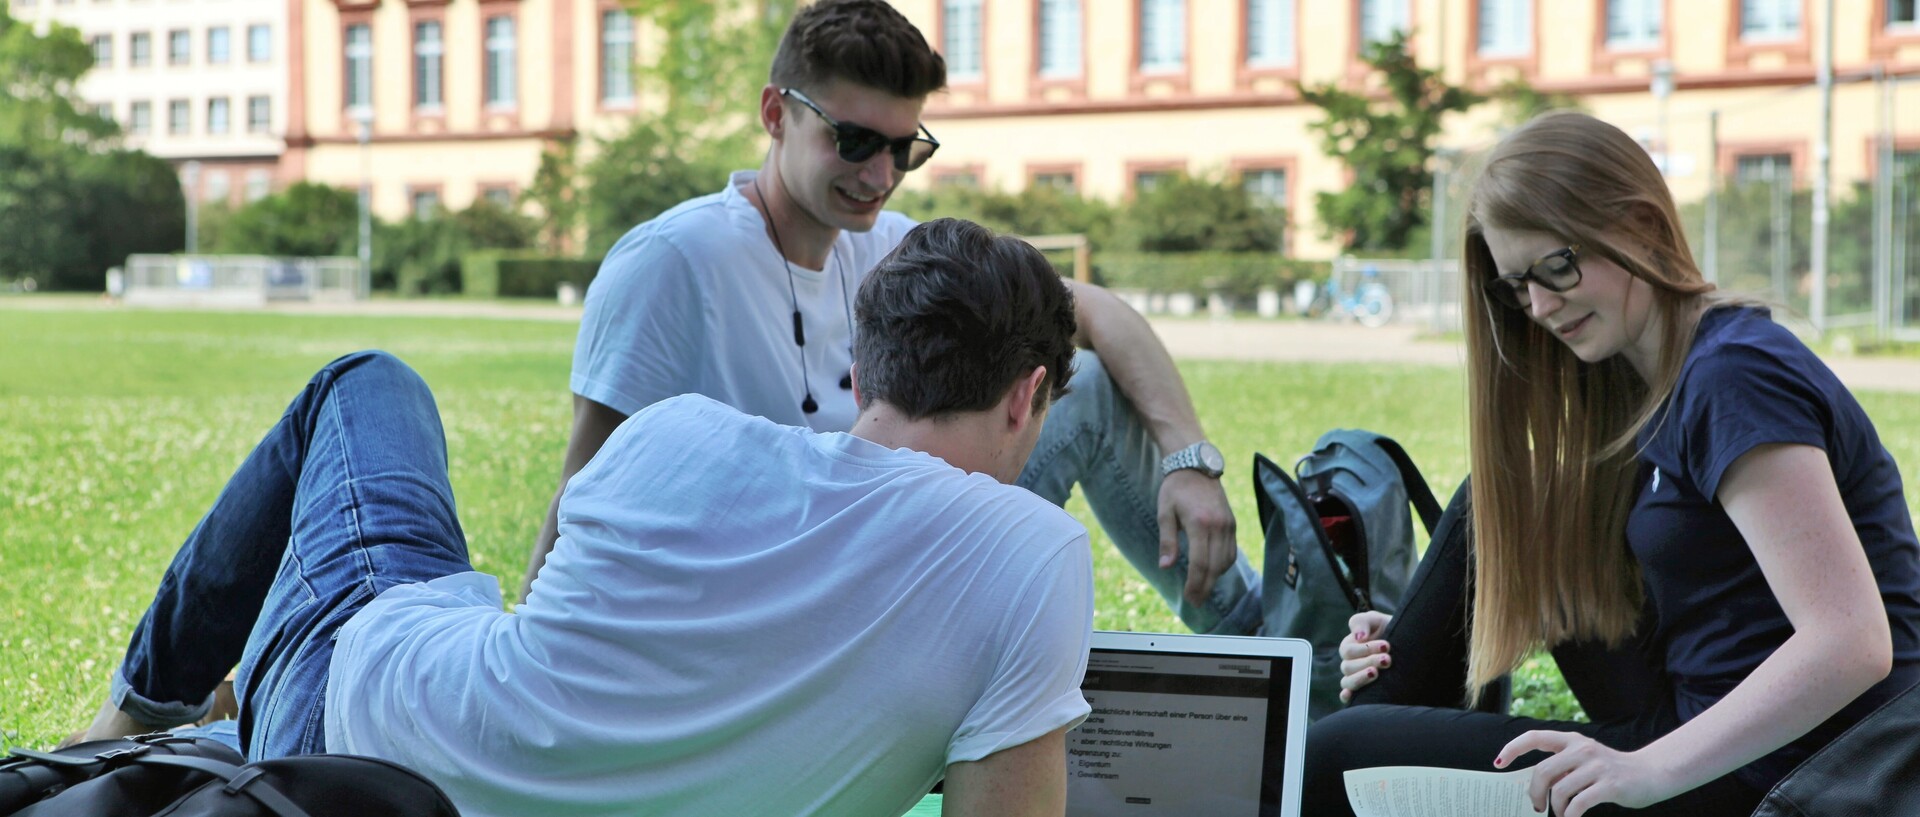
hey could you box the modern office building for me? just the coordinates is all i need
[10,0,292,209]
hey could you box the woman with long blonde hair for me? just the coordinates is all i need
[1303,111,1920,817]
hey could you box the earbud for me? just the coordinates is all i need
[839,372,853,390]
[802,393,819,414]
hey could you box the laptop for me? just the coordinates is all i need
[1066,632,1312,817]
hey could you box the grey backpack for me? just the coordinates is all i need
[1254,429,1439,721]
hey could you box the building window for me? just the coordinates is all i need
[1135,169,1177,195]
[90,101,112,121]
[1741,0,1801,40]
[1246,0,1295,67]
[129,101,151,135]
[168,99,189,135]
[1139,0,1185,71]
[484,16,517,107]
[207,97,229,134]
[601,10,634,103]
[344,23,372,113]
[89,34,112,67]
[248,24,271,63]
[205,170,230,204]
[414,21,444,109]
[207,26,230,64]
[1038,0,1081,77]
[245,169,272,202]
[1243,168,1289,209]
[934,170,981,189]
[1736,153,1793,186]
[168,29,189,65]
[411,189,441,220]
[942,0,982,80]
[480,186,515,208]
[1605,0,1661,48]
[1033,171,1077,194]
[1891,0,1919,29]
[247,95,270,133]
[130,32,151,67]
[1478,0,1531,57]
[1359,0,1409,48]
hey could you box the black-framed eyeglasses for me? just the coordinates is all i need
[1482,245,1583,310]
[779,87,940,172]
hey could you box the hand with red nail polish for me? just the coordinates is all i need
[1336,611,1394,704]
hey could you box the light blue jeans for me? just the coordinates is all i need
[1017,352,1263,635]
[110,351,473,760]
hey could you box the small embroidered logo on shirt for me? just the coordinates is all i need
[1650,467,1662,494]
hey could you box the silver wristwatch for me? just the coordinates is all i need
[1160,441,1226,479]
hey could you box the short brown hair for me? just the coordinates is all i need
[854,219,1076,419]
[769,0,946,99]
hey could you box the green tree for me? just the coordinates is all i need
[579,0,795,255]
[888,185,1118,250]
[524,142,583,254]
[1121,172,1282,253]
[0,6,183,289]
[1296,31,1484,252]
[213,182,361,258]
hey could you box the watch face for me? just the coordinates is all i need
[1199,443,1226,474]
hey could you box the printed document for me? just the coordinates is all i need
[1344,766,1535,817]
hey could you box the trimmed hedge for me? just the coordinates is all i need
[1094,252,1331,300]
[462,251,601,299]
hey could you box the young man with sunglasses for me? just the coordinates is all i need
[528,0,1263,639]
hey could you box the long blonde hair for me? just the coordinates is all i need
[1461,112,1719,701]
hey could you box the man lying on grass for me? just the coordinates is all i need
[75,218,1095,817]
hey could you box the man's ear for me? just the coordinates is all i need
[1004,367,1047,432]
[760,85,785,139]
[848,363,862,407]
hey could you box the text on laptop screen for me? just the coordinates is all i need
[1067,649,1296,817]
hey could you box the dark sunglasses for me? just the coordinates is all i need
[1483,245,1583,310]
[779,88,940,172]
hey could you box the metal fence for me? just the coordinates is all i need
[123,255,365,308]
[1421,70,1920,340]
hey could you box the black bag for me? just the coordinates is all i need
[1254,429,1440,721]
[1751,679,1920,816]
[1,733,462,817]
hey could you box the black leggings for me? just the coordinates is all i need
[1300,488,1765,817]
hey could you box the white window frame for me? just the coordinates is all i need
[1890,0,1920,30]
[129,101,151,135]
[168,99,189,135]
[1246,0,1295,67]
[247,95,270,134]
[1477,0,1532,58]
[1139,0,1185,72]
[942,0,983,81]
[130,32,151,67]
[1605,0,1661,49]
[1038,0,1082,78]
[207,97,229,134]
[484,16,517,107]
[248,24,271,63]
[168,29,190,66]
[1741,0,1801,41]
[90,34,112,67]
[1359,0,1410,48]
[207,26,230,64]
[1243,168,1289,209]
[414,21,444,110]
[345,24,372,114]
[601,10,635,104]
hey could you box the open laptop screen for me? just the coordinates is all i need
[1067,634,1307,817]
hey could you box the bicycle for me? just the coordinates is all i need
[1309,266,1395,328]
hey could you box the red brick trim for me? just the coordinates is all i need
[1129,0,1193,96]
[1725,0,1813,69]
[1028,0,1088,101]
[1235,0,1302,93]
[1124,158,1186,200]
[1590,0,1672,74]
[1718,139,1810,187]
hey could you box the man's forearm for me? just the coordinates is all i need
[1066,280,1206,452]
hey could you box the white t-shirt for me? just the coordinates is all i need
[571,170,918,433]
[324,395,1094,817]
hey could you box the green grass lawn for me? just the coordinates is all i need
[6,307,1920,751]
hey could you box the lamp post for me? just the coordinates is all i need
[1650,59,1674,176]
[353,106,373,297]
[182,160,202,254]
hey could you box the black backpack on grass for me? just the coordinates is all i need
[0,732,461,817]
[1254,429,1440,721]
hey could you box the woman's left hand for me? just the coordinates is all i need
[1494,731,1681,817]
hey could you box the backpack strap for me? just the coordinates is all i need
[1371,436,1442,535]
[131,755,315,817]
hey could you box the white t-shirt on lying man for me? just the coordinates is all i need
[324,394,1095,817]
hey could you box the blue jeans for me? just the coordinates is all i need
[1017,352,1263,635]
[111,351,473,760]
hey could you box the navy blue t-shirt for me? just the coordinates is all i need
[1628,306,1920,791]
